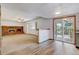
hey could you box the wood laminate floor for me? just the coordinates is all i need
[2,40,79,55]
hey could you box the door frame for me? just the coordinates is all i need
[53,15,76,45]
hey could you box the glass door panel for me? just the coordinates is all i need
[63,17,74,44]
[54,19,63,41]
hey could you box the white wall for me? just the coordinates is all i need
[0,5,1,36]
[76,13,79,30]
[49,19,53,39]
[1,20,24,26]
[37,17,50,29]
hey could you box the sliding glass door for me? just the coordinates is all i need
[63,17,75,44]
[54,17,75,44]
[54,19,63,41]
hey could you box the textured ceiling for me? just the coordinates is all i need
[1,3,79,19]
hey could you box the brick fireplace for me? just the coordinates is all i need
[2,26,24,35]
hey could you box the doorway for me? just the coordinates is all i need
[54,16,76,44]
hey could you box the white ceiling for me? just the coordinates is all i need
[1,3,79,19]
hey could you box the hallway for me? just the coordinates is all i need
[2,40,79,55]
